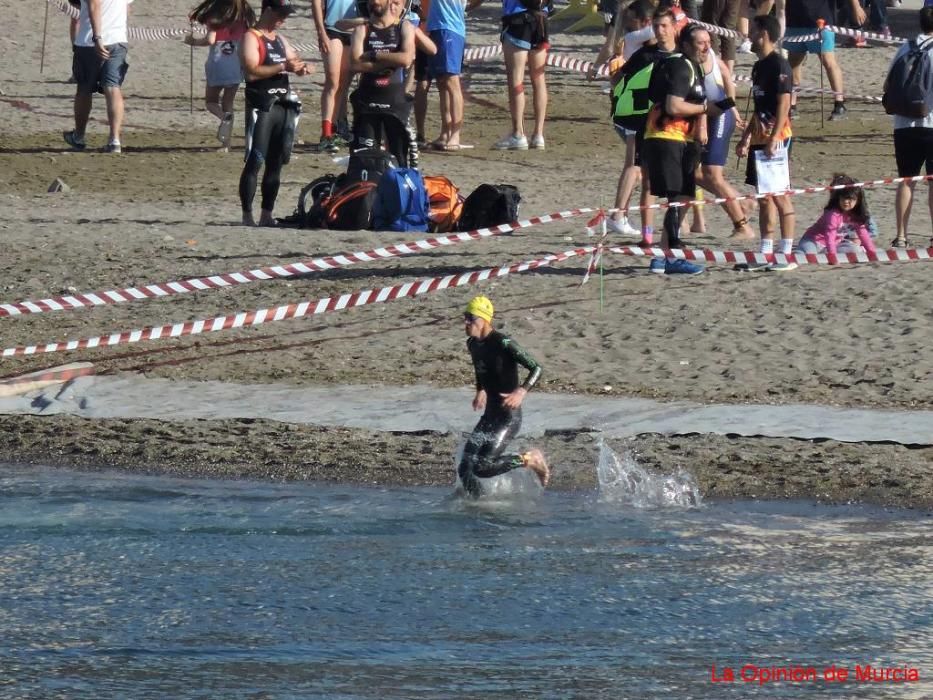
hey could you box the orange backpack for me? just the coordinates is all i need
[423,175,464,233]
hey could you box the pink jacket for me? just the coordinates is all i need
[801,210,877,255]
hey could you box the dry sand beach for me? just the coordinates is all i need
[0,1,931,507]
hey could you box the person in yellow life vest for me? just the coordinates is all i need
[641,21,736,272]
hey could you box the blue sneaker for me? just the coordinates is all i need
[649,257,666,274]
[665,258,705,275]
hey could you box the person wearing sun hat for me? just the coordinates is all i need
[457,295,549,498]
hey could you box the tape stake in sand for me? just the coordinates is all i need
[0,248,596,359]
[0,209,593,320]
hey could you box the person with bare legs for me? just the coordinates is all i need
[64,0,134,153]
[736,15,796,256]
[313,0,358,152]
[472,0,550,149]
[185,0,254,150]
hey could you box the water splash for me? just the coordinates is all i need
[597,440,702,509]
[451,434,544,503]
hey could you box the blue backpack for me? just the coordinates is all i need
[372,168,430,232]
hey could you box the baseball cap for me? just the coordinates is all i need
[262,0,296,14]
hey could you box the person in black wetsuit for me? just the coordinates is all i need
[239,0,312,227]
[348,0,416,167]
[458,295,549,498]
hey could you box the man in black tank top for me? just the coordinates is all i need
[238,0,312,227]
[348,0,417,167]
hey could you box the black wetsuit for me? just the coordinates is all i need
[239,30,301,215]
[458,330,542,498]
[350,23,416,168]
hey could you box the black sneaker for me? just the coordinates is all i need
[829,102,847,121]
[63,130,86,151]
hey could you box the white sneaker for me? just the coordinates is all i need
[607,215,639,236]
[738,38,753,54]
[529,134,545,150]
[493,134,529,150]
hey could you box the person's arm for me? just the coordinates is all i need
[312,0,331,53]
[241,31,287,80]
[414,24,438,56]
[349,24,373,72]
[589,9,624,79]
[87,0,110,58]
[372,20,415,69]
[184,29,217,47]
[856,221,877,254]
[848,0,866,27]
[821,210,841,256]
[499,337,542,410]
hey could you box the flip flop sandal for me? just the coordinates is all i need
[890,237,908,248]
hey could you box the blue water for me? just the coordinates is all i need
[0,462,930,699]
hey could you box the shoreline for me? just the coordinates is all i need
[2,414,931,509]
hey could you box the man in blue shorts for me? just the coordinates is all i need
[426,0,481,150]
[64,0,134,153]
[784,0,865,120]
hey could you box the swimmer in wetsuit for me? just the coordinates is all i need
[458,295,549,498]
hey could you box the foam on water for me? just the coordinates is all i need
[596,440,702,509]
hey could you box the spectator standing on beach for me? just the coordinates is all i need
[642,21,722,274]
[784,0,865,120]
[312,0,359,153]
[472,0,551,150]
[185,0,255,151]
[696,41,756,239]
[239,0,311,226]
[425,0,481,150]
[797,174,877,257]
[63,0,134,153]
[700,0,741,71]
[349,0,417,165]
[603,0,671,243]
[887,6,933,247]
[458,295,549,499]
[736,15,796,255]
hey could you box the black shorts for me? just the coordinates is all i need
[894,127,933,177]
[643,138,699,199]
[745,139,792,187]
[414,48,430,82]
[612,118,646,166]
[325,27,352,45]
[501,12,550,51]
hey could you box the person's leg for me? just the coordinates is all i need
[502,40,529,138]
[773,193,795,250]
[220,85,238,115]
[383,112,414,168]
[787,50,806,111]
[698,165,756,237]
[103,87,124,145]
[820,52,845,105]
[612,132,639,223]
[446,74,464,146]
[895,181,915,244]
[73,90,93,139]
[414,78,431,143]
[435,74,453,145]
[259,107,288,226]
[758,196,776,250]
[239,108,272,226]
[528,45,548,142]
[320,37,344,140]
[457,411,526,497]
[205,85,225,120]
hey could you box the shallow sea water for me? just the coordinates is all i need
[0,451,930,699]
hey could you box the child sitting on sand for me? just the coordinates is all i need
[797,174,877,258]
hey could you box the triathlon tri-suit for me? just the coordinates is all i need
[350,23,416,168]
[701,53,735,167]
[458,331,542,498]
[239,29,301,216]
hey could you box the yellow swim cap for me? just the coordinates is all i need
[465,295,494,323]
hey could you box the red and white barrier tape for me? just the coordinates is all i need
[733,74,883,104]
[687,17,905,44]
[605,244,933,266]
[464,43,504,62]
[0,247,595,359]
[0,210,592,319]
[608,174,933,217]
[47,0,217,42]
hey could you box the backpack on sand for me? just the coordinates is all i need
[456,184,521,232]
[323,179,379,230]
[372,168,430,232]
[883,37,933,119]
[423,175,464,233]
[297,173,344,229]
[347,147,398,184]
